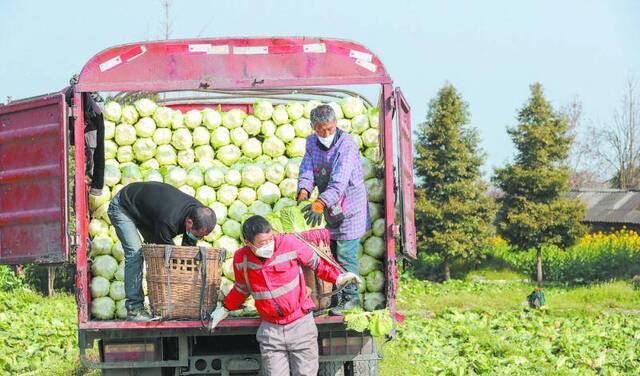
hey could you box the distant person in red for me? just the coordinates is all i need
[207,215,362,376]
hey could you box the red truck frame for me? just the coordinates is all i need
[0,37,416,375]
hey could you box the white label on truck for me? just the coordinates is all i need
[349,49,372,62]
[355,59,377,72]
[208,45,230,54]
[189,44,212,53]
[303,43,326,53]
[99,56,122,72]
[233,46,269,55]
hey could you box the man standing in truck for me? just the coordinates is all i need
[296,104,370,314]
[207,215,362,376]
[108,181,217,321]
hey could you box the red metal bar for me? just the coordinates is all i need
[74,91,90,324]
[79,316,344,330]
[0,207,60,226]
[0,122,59,143]
[0,164,60,184]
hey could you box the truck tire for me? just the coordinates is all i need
[318,361,345,376]
[346,359,379,376]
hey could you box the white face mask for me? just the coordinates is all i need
[254,241,275,258]
[317,133,336,148]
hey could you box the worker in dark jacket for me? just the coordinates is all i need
[108,182,217,321]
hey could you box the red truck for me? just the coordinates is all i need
[0,37,416,375]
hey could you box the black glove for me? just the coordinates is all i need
[302,200,325,227]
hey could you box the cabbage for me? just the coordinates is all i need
[263,137,285,158]
[204,167,225,187]
[152,128,172,145]
[361,158,376,180]
[90,276,111,298]
[115,299,127,319]
[272,104,289,125]
[352,134,363,150]
[261,120,277,137]
[286,101,304,121]
[293,118,313,137]
[370,218,386,237]
[275,124,296,143]
[185,109,203,129]
[278,178,298,199]
[368,309,392,336]
[203,110,222,129]
[104,120,116,140]
[238,187,257,206]
[111,184,124,198]
[164,166,187,187]
[177,149,195,168]
[337,119,352,132]
[367,107,380,129]
[222,109,246,129]
[134,98,157,117]
[143,169,163,182]
[179,185,195,196]
[344,309,369,332]
[121,164,143,185]
[91,236,113,257]
[220,276,234,295]
[250,200,272,216]
[364,293,385,312]
[204,224,223,242]
[356,243,364,258]
[351,114,369,134]
[225,169,242,186]
[171,128,193,150]
[104,164,121,187]
[215,235,240,253]
[279,206,308,232]
[121,105,139,125]
[241,165,265,188]
[114,123,136,146]
[327,102,344,119]
[369,202,383,222]
[230,127,249,146]
[227,201,249,222]
[217,145,242,166]
[194,145,215,161]
[359,254,382,276]
[217,184,239,206]
[133,138,156,162]
[222,258,235,281]
[243,115,262,135]
[93,202,110,223]
[241,138,262,159]
[135,117,156,138]
[116,146,134,163]
[109,281,126,301]
[340,96,365,119]
[209,202,228,225]
[186,166,204,188]
[222,219,242,239]
[257,182,281,204]
[91,297,116,320]
[210,127,231,149]
[254,100,274,121]
[105,140,118,159]
[304,100,321,118]
[365,146,381,162]
[365,178,384,202]
[361,128,379,148]
[192,127,210,146]
[111,241,124,262]
[156,144,177,165]
[256,155,273,164]
[285,158,301,179]
[265,163,285,184]
[286,138,306,158]
[91,255,118,279]
[273,198,296,212]
[366,270,385,292]
[104,102,122,122]
[153,106,173,128]
[171,109,184,129]
[192,186,215,206]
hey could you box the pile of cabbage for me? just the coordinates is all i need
[88,96,386,320]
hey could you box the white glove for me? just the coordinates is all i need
[207,305,229,332]
[336,272,364,289]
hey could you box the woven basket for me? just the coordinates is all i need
[142,244,225,320]
[300,240,335,310]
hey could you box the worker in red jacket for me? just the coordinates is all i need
[207,215,362,376]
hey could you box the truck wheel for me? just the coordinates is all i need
[346,359,379,376]
[318,361,345,376]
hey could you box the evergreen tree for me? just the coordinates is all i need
[493,83,585,282]
[414,84,494,280]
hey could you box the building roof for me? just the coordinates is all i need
[568,189,640,224]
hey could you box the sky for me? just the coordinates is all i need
[1,0,639,173]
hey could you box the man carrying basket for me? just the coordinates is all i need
[207,215,362,376]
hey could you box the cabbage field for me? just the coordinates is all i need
[88,95,387,319]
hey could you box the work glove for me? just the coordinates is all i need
[296,189,309,203]
[207,305,229,332]
[302,199,325,227]
[336,272,364,290]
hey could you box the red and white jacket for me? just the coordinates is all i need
[223,229,341,325]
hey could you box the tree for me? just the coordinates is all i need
[493,83,585,282]
[414,84,494,281]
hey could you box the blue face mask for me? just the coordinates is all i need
[186,231,201,242]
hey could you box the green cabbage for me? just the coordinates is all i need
[372,218,385,237]
[171,128,193,150]
[133,138,156,162]
[351,114,369,134]
[222,109,246,129]
[359,254,381,276]
[203,110,222,129]
[171,110,184,129]
[230,127,249,146]
[90,276,110,298]
[250,200,272,217]
[275,124,295,143]
[238,187,257,206]
[263,137,286,158]
[367,107,380,129]
[185,109,203,129]
[104,102,122,122]
[361,128,379,148]
[304,100,321,118]
[217,145,242,166]
[241,165,266,188]
[91,297,116,320]
[135,117,156,138]
[327,102,344,119]
[121,105,139,125]
[178,148,195,169]
[104,164,121,187]
[114,123,136,146]
[195,185,216,205]
[222,219,242,239]
[293,118,313,138]
[366,270,385,292]
[89,219,109,238]
[209,202,227,225]
[156,144,177,165]
[364,293,385,312]
[340,96,365,119]
[134,98,157,117]
[91,236,113,257]
[104,120,116,140]
[257,182,281,204]
[152,128,172,145]
[242,115,262,136]
[121,164,143,185]
[217,184,239,206]
[192,126,210,146]
[109,281,126,301]
[153,106,174,128]
[278,178,298,199]
[265,163,285,184]
[186,166,204,188]
[105,140,118,159]
[272,104,289,125]
[286,138,306,158]
[228,201,248,222]
[204,167,225,187]
[91,255,119,280]
[254,100,274,121]
[115,299,127,319]
[365,178,384,202]
[241,138,262,159]
[215,235,240,253]
[164,166,187,187]
[111,241,124,262]
[286,101,304,121]
[261,120,277,137]
[116,146,134,163]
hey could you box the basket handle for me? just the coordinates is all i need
[196,246,208,324]
[164,245,173,319]
[164,245,173,267]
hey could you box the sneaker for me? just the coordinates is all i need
[330,295,361,316]
[127,308,153,322]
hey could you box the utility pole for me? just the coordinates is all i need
[160,0,172,40]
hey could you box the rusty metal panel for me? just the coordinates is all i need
[0,94,68,264]
[395,88,417,259]
[571,189,640,224]
[76,37,391,93]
